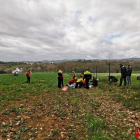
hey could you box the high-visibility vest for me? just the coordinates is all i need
[84,70,91,79]
[84,70,91,75]
[58,70,62,77]
[58,70,62,73]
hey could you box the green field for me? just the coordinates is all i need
[0,72,140,140]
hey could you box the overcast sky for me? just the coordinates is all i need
[0,0,140,61]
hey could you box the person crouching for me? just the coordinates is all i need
[91,76,98,87]
[75,76,84,88]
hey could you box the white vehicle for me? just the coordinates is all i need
[12,68,22,76]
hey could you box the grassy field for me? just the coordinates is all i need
[0,72,140,140]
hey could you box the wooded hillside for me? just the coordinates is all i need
[0,60,140,73]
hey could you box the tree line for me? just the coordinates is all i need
[0,60,140,74]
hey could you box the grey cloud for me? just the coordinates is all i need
[0,0,140,61]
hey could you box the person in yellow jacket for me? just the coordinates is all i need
[84,69,91,89]
[75,76,84,88]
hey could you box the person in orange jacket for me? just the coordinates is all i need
[83,79,86,88]
[26,70,31,83]
[73,71,76,78]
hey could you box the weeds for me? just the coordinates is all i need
[87,113,110,140]
[51,129,59,137]
[0,72,139,139]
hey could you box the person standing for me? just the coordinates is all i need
[126,65,132,85]
[72,71,76,78]
[58,70,63,88]
[26,70,31,83]
[84,69,92,89]
[118,64,127,87]
[62,70,64,87]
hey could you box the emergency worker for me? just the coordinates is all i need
[58,70,63,88]
[26,70,31,83]
[75,76,84,88]
[118,64,127,87]
[83,79,86,88]
[73,71,76,78]
[84,69,92,89]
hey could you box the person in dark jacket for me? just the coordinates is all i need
[91,76,98,87]
[83,69,92,89]
[118,64,127,87]
[58,70,63,88]
[108,76,118,83]
[26,70,31,83]
[126,65,132,85]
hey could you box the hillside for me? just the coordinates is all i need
[0,59,140,74]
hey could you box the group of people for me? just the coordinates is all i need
[73,75,98,89]
[26,64,132,87]
[58,69,98,89]
[118,64,132,87]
